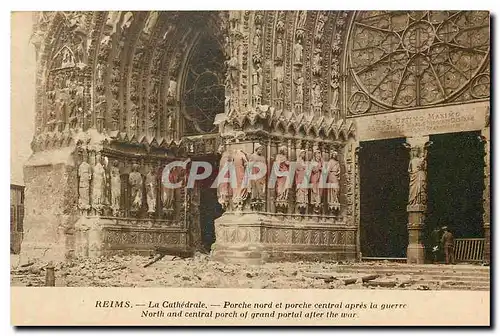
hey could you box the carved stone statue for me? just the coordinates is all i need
[312,82,322,107]
[310,149,323,212]
[253,27,262,52]
[143,11,159,35]
[252,63,263,107]
[298,11,307,28]
[295,149,308,211]
[249,144,266,209]
[145,167,157,216]
[331,81,339,108]
[275,37,283,61]
[110,160,121,216]
[91,153,107,212]
[326,151,341,212]
[129,163,143,214]
[229,11,240,31]
[78,156,92,211]
[312,48,322,76]
[167,78,177,102]
[217,145,233,209]
[61,48,75,68]
[274,145,290,211]
[274,66,284,101]
[408,146,428,206]
[232,148,249,210]
[293,40,303,65]
[294,75,304,102]
[228,50,240,84]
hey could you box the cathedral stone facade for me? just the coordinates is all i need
[22,11,490,264]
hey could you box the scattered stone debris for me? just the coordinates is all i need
[9,255,489,290]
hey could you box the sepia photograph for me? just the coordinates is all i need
[10,8,491,326]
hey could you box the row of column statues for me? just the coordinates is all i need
[77,152,186,218]
[217,143,342,215]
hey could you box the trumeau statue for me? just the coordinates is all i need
[326,150,341,212]
[91,153,107,212]
[249,144,266,209]
[129,163,143,214]
[408,146,428,207]
[78,155,92,211]
[110,160,121,216]
[145,166,157,216]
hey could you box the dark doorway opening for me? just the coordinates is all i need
[197,156,223,252]
[426,131,484,255]
[359,138,409,258]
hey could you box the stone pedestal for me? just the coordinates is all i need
[20,147,79,264]
[211,212,356,265]
[407,205,426,264]
[211,213,267,265]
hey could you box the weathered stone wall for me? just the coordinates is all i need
[21,148,79,263]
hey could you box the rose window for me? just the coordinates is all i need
[348,11,489,113]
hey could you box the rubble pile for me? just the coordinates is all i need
[10,254,488,290]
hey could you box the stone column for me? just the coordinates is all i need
[404,136,431,264]
[480,127,490,264]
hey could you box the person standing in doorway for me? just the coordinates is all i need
[441,226,455,264]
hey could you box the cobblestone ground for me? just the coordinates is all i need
[10,253,466,290]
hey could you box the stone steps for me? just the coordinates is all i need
[332,263,490,291]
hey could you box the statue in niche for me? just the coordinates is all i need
[121,12,134,31]
[110,160,121,216]
[293,40,303,65]
[294,75,304,103]
[78,154,92,211]
[315,12,327,41]
[253,27,262,52]
[130,101,139,132]
[129,163,143,215]
[143,11,159,35]
[70,82,85,129]
[227,49,240,84]
[61,48,75,68]
[274,145,290,211]
[91,153,107,212]
[275,37,283,61]
[310,148,323,212]
[217,145,233,210]
[145,166,158,217]
[295,149,308,212]
[312,48,322,76]
[331,58,340,78]
[167,78,177,104]
[252,63,263,107]
[232,148,249,210]
[407,145,428,207]
[297,11,307,28]
[311,82,322,108]
[249,144,266,209]
[229,11,240,31]
[274,66,284,104]
[330,81,339,108]
[162,164,183,216]
[326,150,341,212]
